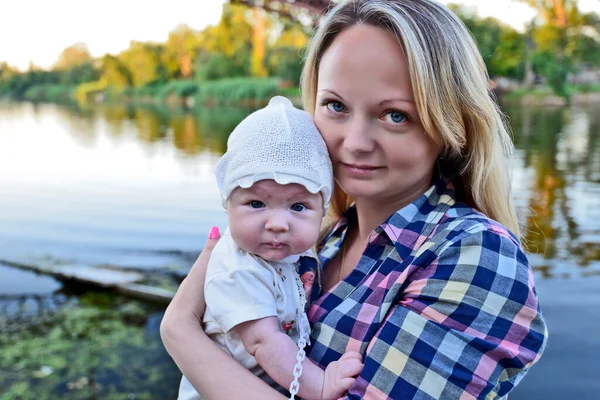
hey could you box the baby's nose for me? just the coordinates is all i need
[265,212,289,232]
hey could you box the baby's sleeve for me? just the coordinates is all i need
[205,251,279,333]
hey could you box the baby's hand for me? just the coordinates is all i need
[321,351,363,400]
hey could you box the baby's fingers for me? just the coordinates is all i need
[339,351,362,362]
[336,376,357,394]
[338,357,364,379]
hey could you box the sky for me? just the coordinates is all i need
[0,0,226,71]
[1,0,599,71]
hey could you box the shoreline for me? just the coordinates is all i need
[504,91,600,107]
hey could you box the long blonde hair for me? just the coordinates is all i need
[301,0,521,237]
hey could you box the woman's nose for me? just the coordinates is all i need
[343,117,375,154]
[265,212,289,232]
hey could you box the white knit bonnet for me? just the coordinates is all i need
[215,96,333,210]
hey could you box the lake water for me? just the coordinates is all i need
[1,100,599,398]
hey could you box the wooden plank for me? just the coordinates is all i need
[52,265,143,287]
[0,259,143,288]
[0,259,177,304]
[116,283,175,304]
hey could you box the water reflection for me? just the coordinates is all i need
[63,103,252,155]
[0,101,232,269]
[505,102,600,279]
[0,100,598,280]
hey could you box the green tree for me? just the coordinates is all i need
[449,4,526,80]
[266,23,310,84]
[194,3,253,81]
[518,0,600,98]
[53,43,93,69]
[250,8,268,78]
[59,61,99,85]
[100,54,133,89]
[488,29,527,80]
[118,42,166,87]
[0,62,17,92]
[163,24,201,79]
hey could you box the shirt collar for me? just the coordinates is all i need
[326,178,457,253]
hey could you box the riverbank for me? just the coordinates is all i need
[3,77,302,109]
[7,80,600,110]
[502,83,600,106]
[3,262,598,399]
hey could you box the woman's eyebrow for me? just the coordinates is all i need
[379,98,416,106]
[317,89,342,98]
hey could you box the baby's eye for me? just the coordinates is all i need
[249,200,265,209]
[326,101,346,113]
[290,203,306,212]
[384,110,407,124]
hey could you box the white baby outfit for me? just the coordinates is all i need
[178,97,333,400]
[177,229,314,400]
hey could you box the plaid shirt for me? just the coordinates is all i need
[303,178,548,400]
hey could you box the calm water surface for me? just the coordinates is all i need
[1,101,598,277]
[0,100,598,398]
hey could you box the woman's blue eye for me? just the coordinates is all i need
[290,203,305,212]
[249,200,264,209]
[385,110,406,124]
[327,101,345,113]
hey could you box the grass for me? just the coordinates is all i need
[7,76,302,108]
[23,84,76,103]
[195,77,282,106]
[156,80,198,101]
[504,83,600,101]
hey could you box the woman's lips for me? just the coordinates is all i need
[342,162,382,176]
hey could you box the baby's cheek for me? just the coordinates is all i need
[229,222,256,252]
[301,222,321,248]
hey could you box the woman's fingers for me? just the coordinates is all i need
[161,226,222,344]
[182,226,222,318]
[188,226,221,275]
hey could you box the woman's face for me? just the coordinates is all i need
[314,24,441,205]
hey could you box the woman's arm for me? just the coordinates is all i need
[342,229,548,399]
[160,227,286,400]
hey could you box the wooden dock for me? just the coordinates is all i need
[0,259,176,305]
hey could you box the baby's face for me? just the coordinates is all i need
[227,180,324,262]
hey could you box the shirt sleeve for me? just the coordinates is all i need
[345,228,548,400]
[205,252,279,333]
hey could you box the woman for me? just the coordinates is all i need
[161,1,548,398]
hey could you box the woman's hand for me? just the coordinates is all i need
[161,226,221,341]
[160,227,285,400]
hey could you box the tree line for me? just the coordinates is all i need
[0,1,598,103]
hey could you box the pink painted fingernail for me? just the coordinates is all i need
[208,226,220,239]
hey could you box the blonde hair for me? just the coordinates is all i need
[301,0,521,237]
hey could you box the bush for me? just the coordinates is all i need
[157,80,199,101]
[195,77,281,106]
[23,84,75,102]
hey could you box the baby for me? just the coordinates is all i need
[178,97,362,400]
